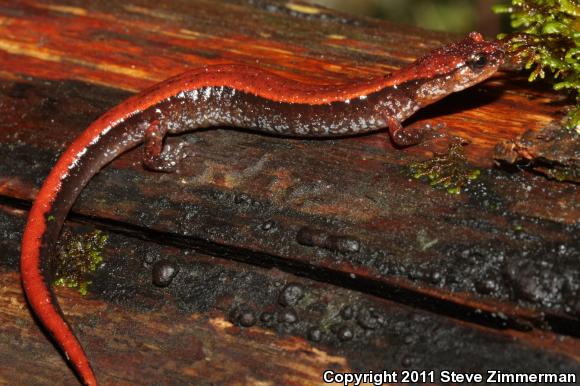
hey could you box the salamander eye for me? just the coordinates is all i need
[470,53,488,69]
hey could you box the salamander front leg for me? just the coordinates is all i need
[143,119,179,172]
[387,116,433,147]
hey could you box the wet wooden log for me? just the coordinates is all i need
[1,205,579,384]
[0,0,578,384]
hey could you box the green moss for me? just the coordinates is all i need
[543,162,580,181]
[410,142,480,194]
[493,0,580,130]
[53,230,108,295]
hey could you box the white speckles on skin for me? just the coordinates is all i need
[214,86,225,101]
[413,66,485,105]
[416,77,449,101]
[189,89,199,102]
[92,125,114,144]
[63,123,117,178]
[452,67,474,92]
[395,99,418,120]
[67,147,88,173]
[162,85,402,138]
[203,87,212,101]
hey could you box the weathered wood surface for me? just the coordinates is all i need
[0,0,578,384]
[1,206,579,384]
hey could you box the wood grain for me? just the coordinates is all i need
[1,205,578,384]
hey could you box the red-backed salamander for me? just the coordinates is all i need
[20,32,503,385]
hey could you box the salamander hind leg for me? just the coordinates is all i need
[143,119,183,172]
[387,116,435,147]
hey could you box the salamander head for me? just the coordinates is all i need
[391,32,504,107]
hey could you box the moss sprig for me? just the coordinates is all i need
[493,0,579,130]
[410,142,480,194]
[54,230,108,295]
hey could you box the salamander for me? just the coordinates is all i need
[20,32,503,385]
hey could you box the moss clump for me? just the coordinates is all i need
[493,0,580,130]
[54,230,108,295]
[410,142,480,194]
[542,162,580,181]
